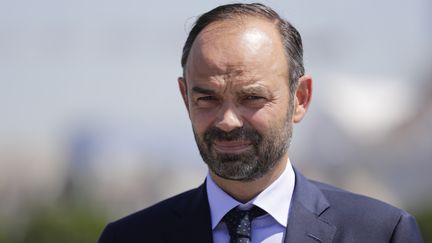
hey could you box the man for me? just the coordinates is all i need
[99,3,422,243]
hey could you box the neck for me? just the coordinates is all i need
[210,154,289,203]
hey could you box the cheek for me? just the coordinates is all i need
[244,109,272,133]
[244,103,288,132]
[190,109,216,133]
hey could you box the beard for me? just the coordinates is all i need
[192,108,293,182]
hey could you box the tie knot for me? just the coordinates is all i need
[222,206,266,243]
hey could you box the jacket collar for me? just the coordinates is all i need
[284,168,336,243]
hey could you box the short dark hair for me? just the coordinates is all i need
[181,3,305,95]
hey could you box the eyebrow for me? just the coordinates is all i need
[238,86,270,96]
[191,86,216,95]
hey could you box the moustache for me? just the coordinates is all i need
[203,127,262,146]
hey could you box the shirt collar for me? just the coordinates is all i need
[206,159,295,229]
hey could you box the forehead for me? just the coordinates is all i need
[185,17,289,87]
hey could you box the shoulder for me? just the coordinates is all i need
[114,187,199,225]
[312,180,404,217]
[310,180,422,242]
[98,187,202,243]
[122,187,199,220]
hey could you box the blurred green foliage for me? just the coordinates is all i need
[414,205,432,243]
[0,203,107,243]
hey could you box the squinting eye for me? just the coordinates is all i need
[246,96,264,100]
[198,96,216,101]
[243,95,267,108]
[196,95,219,108]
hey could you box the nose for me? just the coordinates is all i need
[215,104,243,132]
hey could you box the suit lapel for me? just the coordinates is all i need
[168,182,213,243]
[285,169,336,243]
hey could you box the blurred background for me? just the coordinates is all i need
[1,0,431,242]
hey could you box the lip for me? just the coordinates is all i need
[213,140,252,153]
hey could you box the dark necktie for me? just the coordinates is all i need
[222,206,267,243]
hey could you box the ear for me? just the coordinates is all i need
[293,75,312,123]
[178,77,190,112]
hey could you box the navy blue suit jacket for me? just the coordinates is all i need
[98,169,423,242]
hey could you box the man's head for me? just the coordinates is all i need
[178,3,312,182]
[181,3,305,96]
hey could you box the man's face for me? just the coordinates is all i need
[180,18,294,181]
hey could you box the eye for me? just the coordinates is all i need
[195,95,219,108]
[197,96,217,101]
[245,95,265,100]
[242,95,267,108]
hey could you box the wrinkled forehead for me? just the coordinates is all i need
[185,17,288,81]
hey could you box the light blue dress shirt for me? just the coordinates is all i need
[206,160,295,243]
